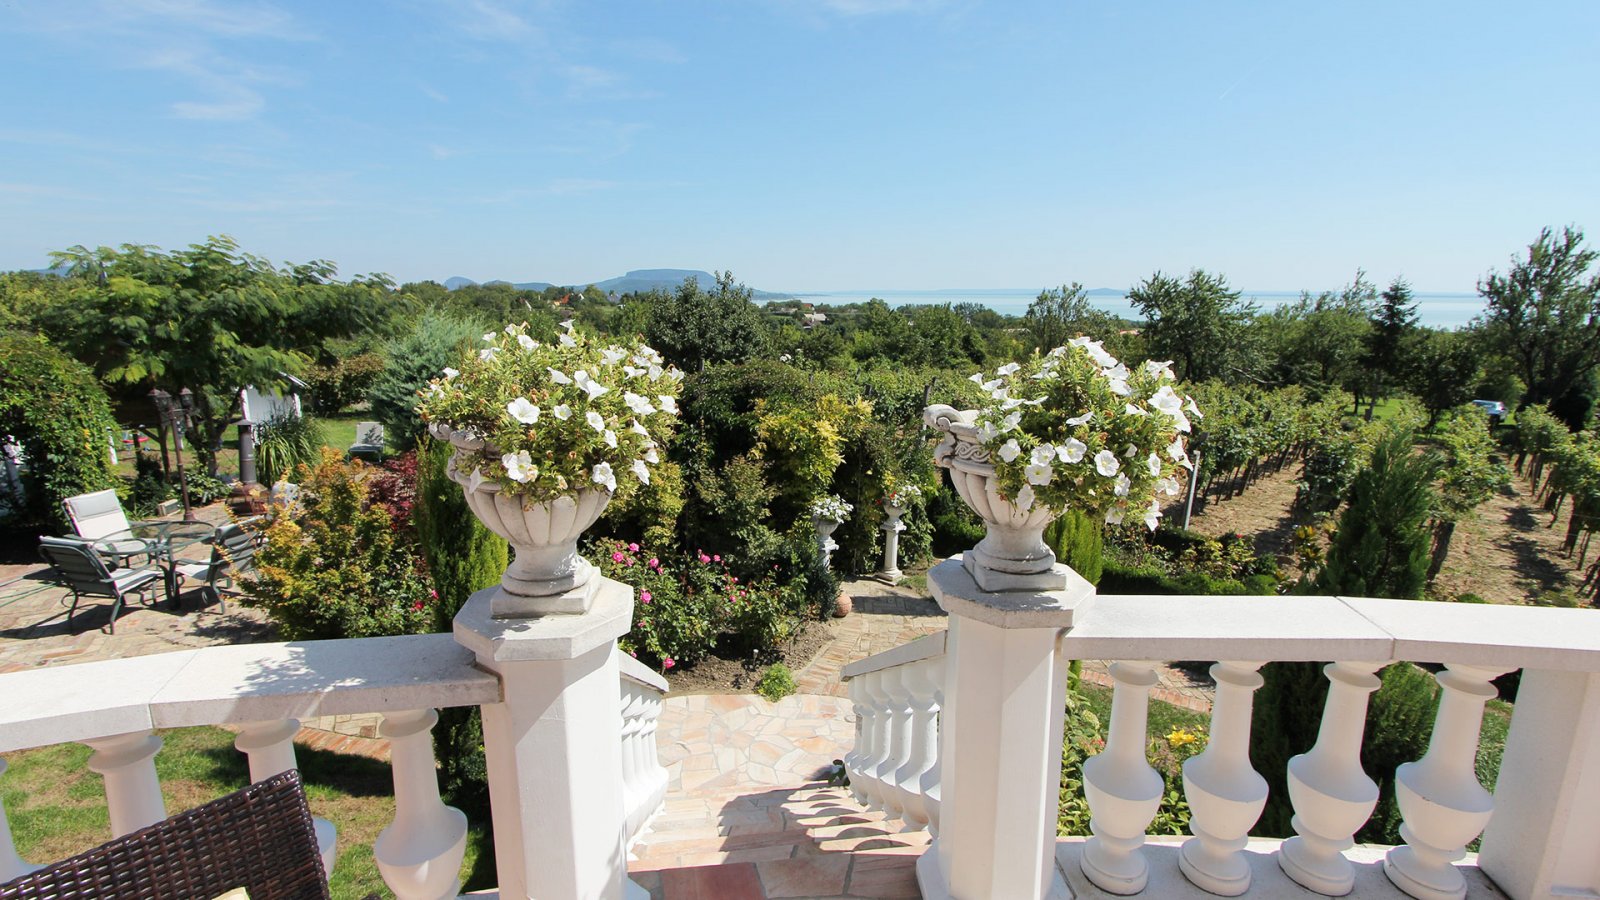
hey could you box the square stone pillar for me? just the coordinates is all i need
[454,580,635,900]
[915,555,1093,900]
[1477,668,1600,899]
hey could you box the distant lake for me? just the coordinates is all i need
[792,289,1485,330]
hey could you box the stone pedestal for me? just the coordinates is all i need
[875,502,907,585]
[916,556,1093,900]
[454,580,638,900]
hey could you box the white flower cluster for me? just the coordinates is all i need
[811,495,854,521]
[418,320,684,500]
[969,339,1201,531]
[885,483,923,504]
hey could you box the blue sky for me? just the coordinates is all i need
[2,0,1597,292]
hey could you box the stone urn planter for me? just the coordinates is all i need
[924,404,1068,593]
[432,423,612,617]
[813,515,843,568]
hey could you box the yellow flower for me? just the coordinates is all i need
[1166,728,1198,747]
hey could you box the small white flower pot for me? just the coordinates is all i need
[432,423,612,617]
[924,404,1069,593]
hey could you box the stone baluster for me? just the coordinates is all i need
[1081,661,1165,895]
[919,662,945,837]
[1179,660,1269,896]
[0,757,37,881]
[894,657,941,831]
[235,718,338,875]
[639,689,668,823]
[1279,661,1383,896]
[875,501,907,584]
[84,731,166,837]
[845,673,873,805]
[374,708,468,900]
[874,667,914,819]
[1384,663,1506,900]
[857,670,893,810]
[618,685,643,839]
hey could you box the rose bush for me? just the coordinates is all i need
[969,338,1199,530]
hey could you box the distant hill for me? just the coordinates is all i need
[443,269,791,300]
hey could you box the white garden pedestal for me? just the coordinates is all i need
[875,500,907,584]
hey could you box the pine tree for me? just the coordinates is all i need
[1047,508,1103,585]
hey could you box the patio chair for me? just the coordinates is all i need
[348,421,384,461]
[37,536,162,634]
[173,520,260,613]
[0,769,330,900]
[61,489,152,566]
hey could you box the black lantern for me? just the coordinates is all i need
[150,388,196,521]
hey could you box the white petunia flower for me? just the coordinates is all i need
[997,362,1021,376]
[1143,501,1162,532]
[1025,462,1053,486]
[559,332,577,348]
[482,332,495,342]
[998,439,1022,463]
[601,347,627,365]
[573,369,609,399]
[1167,436,1188,463]
[630,419,650,437]
[624,365,646,378]
[517,334,536,351]
[624,392,655,416]
[657,395,678,415]
[643,444,659,464]
[478,347,499,361]
[1015,483,1036,511]
[560,319,575,332]
[666,368,685,382]
[1157,476,1182,496]
[1001,397,1025,410]
[1095,449,1120,477]
[603,430,617,448]
[1105,505,1125,525]
[585,410,606,432]
[591,461,616,492]
[1031,444,1055,466]
[1186,396,1204,420]
[501,451,537,484]
[1124,444,1138,457]
[553,404,571,421]
[1058,438,1088,464]
[1114,473,1131,497]
[1048,345,1068,357]
[1147,453,1162,477]
[631,459,651,485]
[1149,385,1184,417]
[977,420,999,442]
[969,372,985,385]
[981,378,1003,392]
[506,398,540,424]
[1125,403,1149,417]
[442,367,459,379]
[1107,378,1131,396]
[548,367,572,385]
[1001,411,1022,432]
[504,324,519,336]
[1066,411,1093,427]
[1144,360,1175,380]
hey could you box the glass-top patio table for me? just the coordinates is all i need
[94,521,217,603]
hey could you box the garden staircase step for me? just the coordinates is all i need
[630,784,925,899]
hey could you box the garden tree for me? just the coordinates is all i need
[368,312,490,451]
[1024,283,1118,350]
[0,270,69,334]
[414,438,508,816]
[1366,278,1420,405]
[1259,275,1374,401]
[645,272,767,372]
[902,304,987,368]
[0,334,120,531]
[1254,429,1439,836]
[1405,329,1483,427]
[1479,226,1600,429]
[41,237,393,476]
[1427,407,1510,578]
[1127,269,1256,383]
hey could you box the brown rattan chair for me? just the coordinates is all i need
[0,769,330,900]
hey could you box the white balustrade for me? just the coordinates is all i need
[894,656,942,832]
[234,718,337,875]
[1384,663,1505,900]
[844,674,872,805]
[1179,660,1268,896]
[374,708,468,900]
[873,667,914,818]
[1280,661,1383,896]
[919,667,944,837]
[84,730,166,837]
[0,757,37,881]
[619,686,645,839]
[856,670,893,811]
[618,657,669,846]
[1080,660,1164,895]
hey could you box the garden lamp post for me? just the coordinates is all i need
[150,388,196,521]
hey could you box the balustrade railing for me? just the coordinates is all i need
[0,627,670,899]
[844,559,1600,900]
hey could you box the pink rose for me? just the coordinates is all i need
[649,557,659,568]
[612,552,625,563]
[662,657,675,670]
[713,554,721,562]
[640,590,652,604]
[628,543,639,552]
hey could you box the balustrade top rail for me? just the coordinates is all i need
[1059,593,1600,671]
[617,651,669,692]
[841,631,947,681]
[0,633,501,753]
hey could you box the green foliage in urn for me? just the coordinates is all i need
[0,333,119,531]
[969,339,1197,529]
[416,321,683,502]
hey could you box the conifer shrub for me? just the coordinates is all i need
[1046,509,1103,585]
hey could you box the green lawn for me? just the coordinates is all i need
[2,726,492,900]
[114,415,381,482]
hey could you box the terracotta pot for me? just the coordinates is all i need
[432,423,612,617]
[924,404,1067,593]
[833,589,852,618]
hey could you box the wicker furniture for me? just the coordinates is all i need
[0,769,330,900]
[37,537,162,634]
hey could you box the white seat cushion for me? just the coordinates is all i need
[111,567,161,591]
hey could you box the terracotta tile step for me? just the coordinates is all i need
[658,861,766,900]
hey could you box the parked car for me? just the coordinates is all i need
[1472,399,1507,421]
